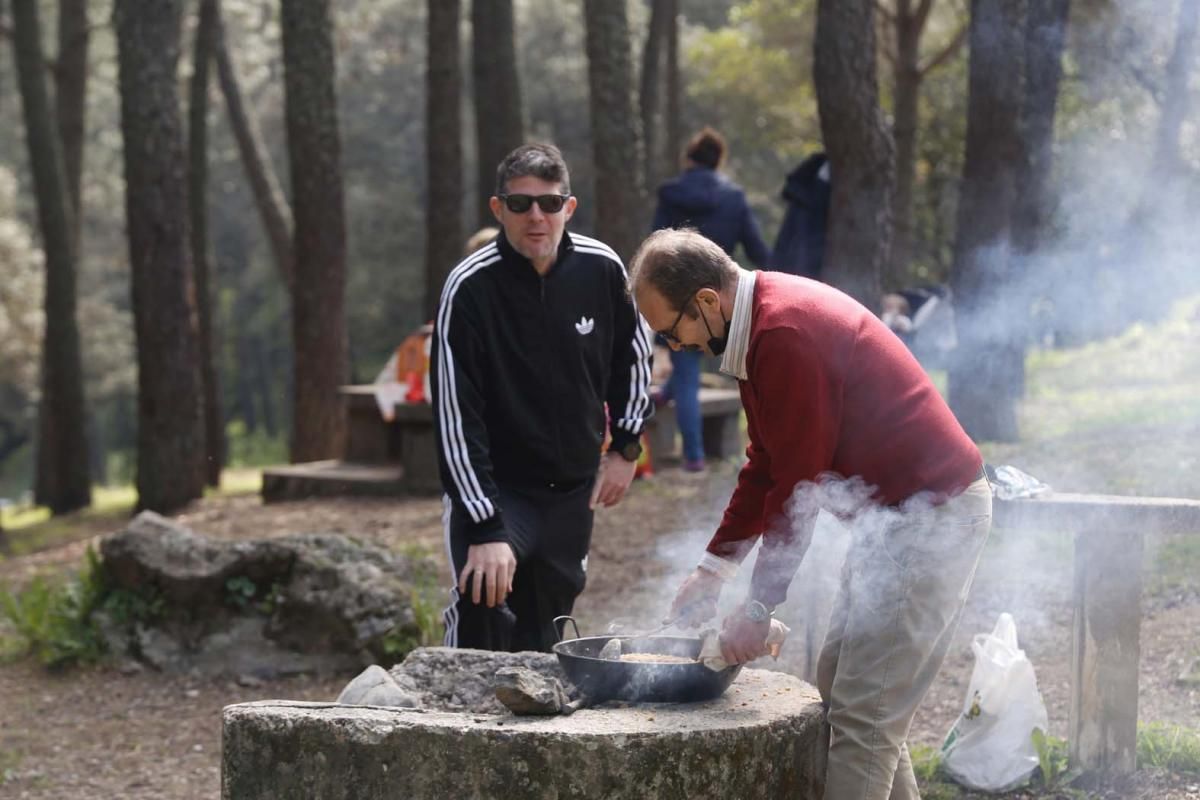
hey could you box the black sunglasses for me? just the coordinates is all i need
[498,193,571,214]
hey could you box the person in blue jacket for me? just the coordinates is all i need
[652,127,768,472]
[770,152,830,280]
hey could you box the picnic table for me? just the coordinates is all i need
[338,384,744,492]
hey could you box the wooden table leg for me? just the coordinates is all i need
[1069,528,1143,775]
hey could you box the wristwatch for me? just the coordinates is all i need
[617,439,643,463]
[745,599,774,623]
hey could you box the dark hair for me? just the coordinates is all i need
[629,228,738,311]
[684,127,727,170]
[494,143,571,196]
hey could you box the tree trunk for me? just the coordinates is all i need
[1150,0,1199,182]
[55,0,88,247]
[1122,0,1199,324]
[472,0,524,225]
[254,335,279,438]
[425,0,463,321]
[280,0,348,463]
[1012,0,1069,258]
[113,0,206,512]
[213,3,296,290]
[948,0,1026,443]
[640,0,668,192]
[814,0,894,308]
[584,0,648,264]
[662,0,682,178]
[13,0,91,514]
[888,0,923,291]
[189,0,224,487]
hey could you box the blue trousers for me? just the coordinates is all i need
[665,349,704,462]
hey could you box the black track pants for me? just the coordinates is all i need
[441,479,594,653]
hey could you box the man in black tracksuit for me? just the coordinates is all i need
[431,143,653,652]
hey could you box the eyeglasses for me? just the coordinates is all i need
[498,193,571,214]
[659,304,688,345]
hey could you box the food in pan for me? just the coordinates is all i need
[618,653,695,664]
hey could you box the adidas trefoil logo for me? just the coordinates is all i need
[575,316,595,335]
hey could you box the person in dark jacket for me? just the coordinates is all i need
[652,127,768,472]
[770,152,830,280]
[431,143,654,652]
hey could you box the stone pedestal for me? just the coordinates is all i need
[222,669,824,799]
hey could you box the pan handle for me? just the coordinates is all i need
[553,615,581,642]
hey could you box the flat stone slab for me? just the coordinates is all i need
[222,668,824,799]
[261,459,404,502]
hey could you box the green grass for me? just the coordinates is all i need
[913,724,1200,797]
[0,748,20,785]
[0,468,263,561]
[0,548,108,668]
[1014,296,1200,447]
[1146,535,1200,596]
[1138,722,1200,774]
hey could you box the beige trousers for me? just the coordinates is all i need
[815,477,993,800]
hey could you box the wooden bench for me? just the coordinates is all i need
[265,384,744,500]
[994,493,1200,776]
[340,385,441,494]
[643,386,744,463]
[344,384,744,493]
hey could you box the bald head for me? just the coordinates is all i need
[628,228,738,312]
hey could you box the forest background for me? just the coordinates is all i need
[0,0,1197,513]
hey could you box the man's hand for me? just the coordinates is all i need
[589,451,638,509]
[718,602,771,665]
[458,541,517,608]
[668,567,723,628]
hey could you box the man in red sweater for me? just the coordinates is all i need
[629,228,992,800]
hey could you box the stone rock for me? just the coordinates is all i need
[388,647,569,713]
[223,668,826,800]
[494,667,570,715]
[338,665,421,708]
[97,511,437,678]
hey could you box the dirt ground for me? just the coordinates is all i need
[1,460,1199,798]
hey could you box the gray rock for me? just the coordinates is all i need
[338,665,421,708]
[493,667,570,715]
[97,511,437,678]
[222,669,826,800]
[388,647,569,713]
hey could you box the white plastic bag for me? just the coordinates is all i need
[940,612,1049,792]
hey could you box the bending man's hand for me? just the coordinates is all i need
[718,602,771,665]
[668,567,723,628]
[459,541,517,608]
[590,451,638,509]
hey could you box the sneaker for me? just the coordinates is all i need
[682,459,706,473]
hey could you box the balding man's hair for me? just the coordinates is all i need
[629,228,739,311]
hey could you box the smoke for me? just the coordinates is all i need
[959,1,1200,350]
[603,0,1198,695]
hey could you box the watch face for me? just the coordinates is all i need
[621,441,642,461]
[746,600,770,622]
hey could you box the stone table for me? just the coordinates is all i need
[222,668,825,799]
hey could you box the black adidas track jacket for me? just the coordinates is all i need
[431,230,654,544]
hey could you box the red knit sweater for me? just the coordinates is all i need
[710,272,982,567]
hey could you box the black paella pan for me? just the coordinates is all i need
[551,616,742,703]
